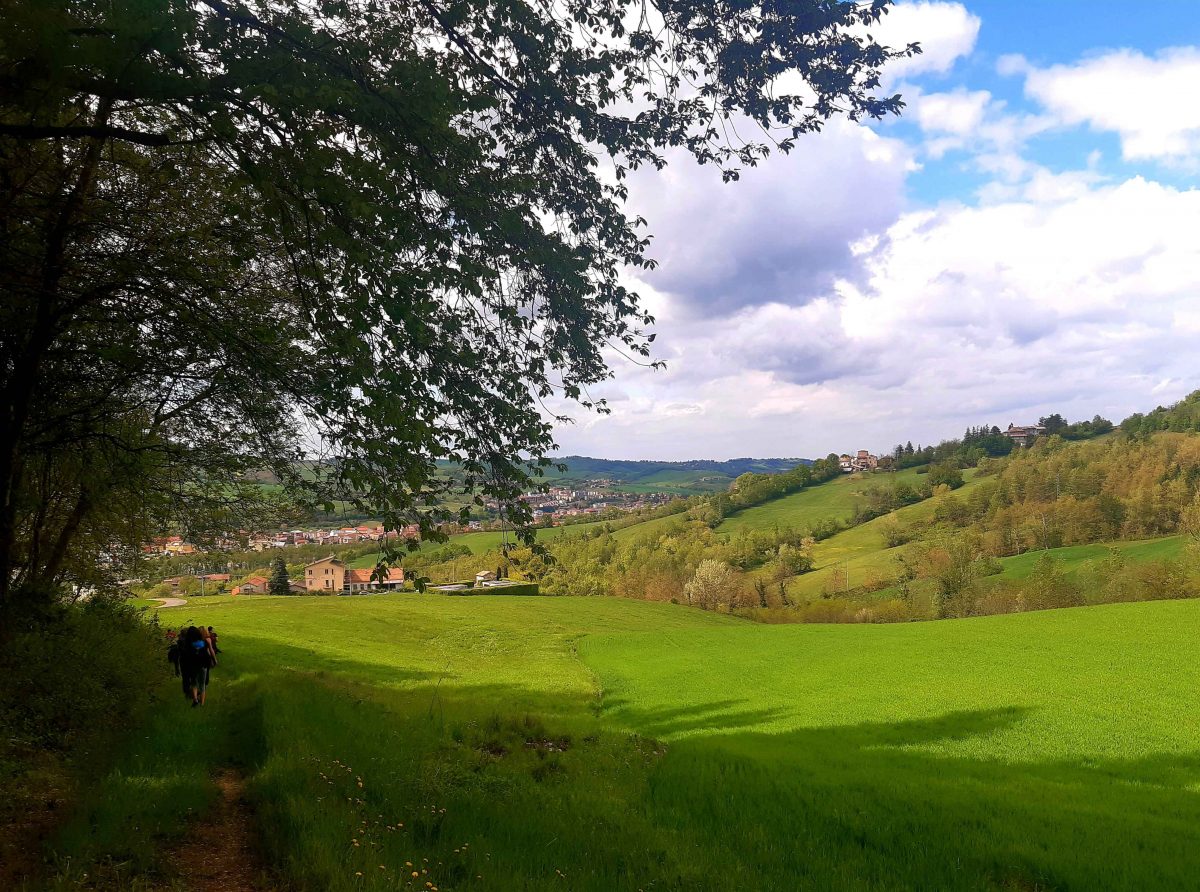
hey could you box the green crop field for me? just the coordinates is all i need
[717,468,926,535]
[54,594,1200,891]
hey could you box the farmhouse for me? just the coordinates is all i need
[305,556,346,592]
[304,556,406,594]
[1003,423,1045,448]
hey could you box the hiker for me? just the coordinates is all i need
[207,626,221,654]
[180,625,217,707]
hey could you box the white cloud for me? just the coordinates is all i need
[1023,47,1200,163]
[915,88,992,135]
[557,176,1200,459]
[627,120,913,314]
[874,2,981,81]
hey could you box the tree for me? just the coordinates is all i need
[269,556,291,596]
[928,463,965,490]
[1039,414,1068,435]
[684,560,740,611]
[0,0,916,622]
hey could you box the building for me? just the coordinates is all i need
[232,575,268,595]
[840,450,880,473]
[1003,423,1045,448]
[304,556,405,593]
[344,567,406,593]
[304,556,346,592]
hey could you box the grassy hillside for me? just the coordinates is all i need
[52,595,1200,890]
[717,468,926,534]
[995,535,1185,580]
[786,469,984,598]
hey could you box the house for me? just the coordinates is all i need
[288,579,307,594]
[232,575,268,595]
[475,570,497,584]
[304,556,346,593]
[1003,423,1045,448]
[344,567,406,593]
[840,451,879,473]
[344,568,375,593]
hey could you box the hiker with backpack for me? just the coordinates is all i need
[179,625,218,707]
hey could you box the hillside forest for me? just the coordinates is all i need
[394,394,1200,624]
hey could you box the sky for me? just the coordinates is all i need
[550,0,1200,461]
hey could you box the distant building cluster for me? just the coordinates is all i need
[487,484,672,520]
[143,523,412,558]
[839,450,880,473]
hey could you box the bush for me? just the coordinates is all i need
[927,462,965,490]
[0,595,164,753]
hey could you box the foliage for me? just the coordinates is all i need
[269,556,291,596]
[927,462,965,491]
[1122,389,1200,436]
[0,0,915,621]
[683,560,744,611]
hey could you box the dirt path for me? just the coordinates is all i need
[151,597,188,608]
[169,769,270,891]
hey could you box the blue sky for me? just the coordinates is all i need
[553,1,1200,460]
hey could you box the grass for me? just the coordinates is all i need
[787,469,985,599]
[717,468,926,535]
[995,535,1185,579]
[49,593,1200,890]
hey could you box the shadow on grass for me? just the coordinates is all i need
[45,650,1200,891]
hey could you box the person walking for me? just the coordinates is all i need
[179,626,216,707]
[191,626,218,707]
[207,626,221,654]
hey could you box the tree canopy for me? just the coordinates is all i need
[0,0,915,616]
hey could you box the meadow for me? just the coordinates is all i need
[717,468,926,534]
[48,593,1200,890]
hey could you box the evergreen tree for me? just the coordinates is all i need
[269,556,291,596]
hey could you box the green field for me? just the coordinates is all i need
[784,469,984,598]
[53,594,1200,890]
[717,468,926,535]
[995,535,1185,579]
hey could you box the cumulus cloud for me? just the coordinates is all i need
[557,176,1200,459]
[627,121,912,315]
[1022,47,1200,163]
[873,1,981,80]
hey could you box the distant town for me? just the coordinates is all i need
[144,484,677,557]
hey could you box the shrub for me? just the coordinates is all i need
[0,595,164,753]
[927,462,965,490]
